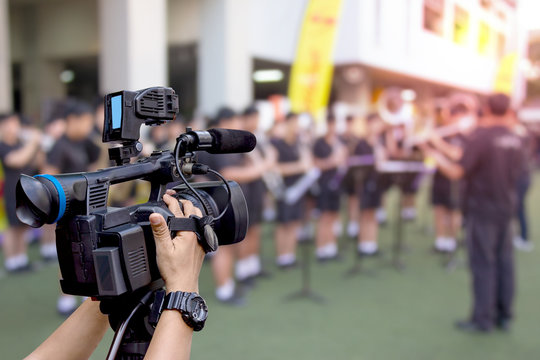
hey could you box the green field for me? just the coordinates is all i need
[1,174,539,360]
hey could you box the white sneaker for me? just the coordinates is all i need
[347,221,360,237]
[513,237,534,252]
[376,208,387,224]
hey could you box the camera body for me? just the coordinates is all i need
[16,87,251,299]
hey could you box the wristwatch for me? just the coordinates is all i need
[162,291,208,331]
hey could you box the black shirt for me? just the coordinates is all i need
[313,137,339,185]
[0,141,36,195]
[459,126,525,219]
[47,136,101,173]
[271,137,302,187]
[434,134,466,183]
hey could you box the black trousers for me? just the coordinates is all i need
[465,215,514,329]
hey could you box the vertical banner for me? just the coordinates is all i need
[288,0,343,120]
[494,52,518,95]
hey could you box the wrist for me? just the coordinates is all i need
[165,280,199,294]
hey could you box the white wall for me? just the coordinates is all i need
[248,0,306,63]
[168,0,201,45]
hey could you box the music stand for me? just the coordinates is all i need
[284,235,325,304]
[377,160,433,271]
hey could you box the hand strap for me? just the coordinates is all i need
[167,215,218,253]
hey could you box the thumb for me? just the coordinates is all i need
[149,213,172,248]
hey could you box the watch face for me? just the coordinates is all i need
[190,297,208,322]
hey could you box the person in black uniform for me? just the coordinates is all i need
[510,111,534,252]
[44,99,102,315]
[234,105,276,283]
[271,112,311,268]
[312,114,346,261]
[340,115,361,238]
[385,122,423,221]
[429,103,469,253]
[197,107,270,303]
[45,100,101,174]
[427,93,525,333]
[0,113,42,273]
[356,113,388,255]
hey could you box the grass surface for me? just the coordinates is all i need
[1,174,540,360]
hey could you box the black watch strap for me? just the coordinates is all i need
[162,291,207,331]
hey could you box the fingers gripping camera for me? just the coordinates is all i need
[167,212,219,253]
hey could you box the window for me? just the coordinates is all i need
[423,0,444,36]
[453,6,469,45]
[478,21,491,55]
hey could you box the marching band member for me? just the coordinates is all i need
[384,121,422,221]
[271,112,312,269]
[196,107,269,304]
[340,115,362,237]
[356,113,388,256]
[428,103,470,253]
[234,106,277,283]
[510,111,535,252]
[312,114,347,261]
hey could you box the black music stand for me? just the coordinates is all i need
[377,161,429,271]
[284,235,325,304]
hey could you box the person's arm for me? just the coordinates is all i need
[276,160,309,176]
[429,148,465,180]
[144,194,206,360]
[219,164,265,183]
[428,133,463,162]
[3,130,41,169]
[25,299,109,360]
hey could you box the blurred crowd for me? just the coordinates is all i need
[1,90,539,315]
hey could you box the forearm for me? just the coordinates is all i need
[26,299,109,360]
[432,151,464,180]
[430,137,463,162]
[220,166,263,183]
[5,142,40,168]
[144,310,194,360]
[314,157,338,171]
[277,162,307,176]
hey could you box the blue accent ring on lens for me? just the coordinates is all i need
[35,175,66,223]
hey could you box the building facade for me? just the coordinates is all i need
[0,0,525,121]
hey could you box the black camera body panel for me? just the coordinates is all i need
[53,174,247,298]
[16,86,250,301]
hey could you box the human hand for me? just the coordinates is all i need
[149,194,205,293]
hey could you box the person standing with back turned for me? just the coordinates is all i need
[427,93,525,333]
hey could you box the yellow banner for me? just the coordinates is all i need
[288,0,343,119]
[494,52,518,95]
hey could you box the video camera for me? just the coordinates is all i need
[15,86,255,299]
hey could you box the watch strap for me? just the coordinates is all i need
[162,291,206,331]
